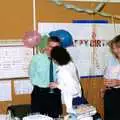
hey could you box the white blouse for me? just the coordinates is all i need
[104,65,120,80]
[57,62,82,114]
[104,56,120,80]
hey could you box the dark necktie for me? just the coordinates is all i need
[49,59,54,82]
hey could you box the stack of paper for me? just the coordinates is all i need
[75,104,96,119]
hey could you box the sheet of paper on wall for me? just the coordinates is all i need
[0,81,12,101]
[14,79,33,95]
[0,42,33,79]
[0,115,9,120]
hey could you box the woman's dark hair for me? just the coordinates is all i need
[51,46,72,65]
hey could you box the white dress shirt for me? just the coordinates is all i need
[57,61,82,113]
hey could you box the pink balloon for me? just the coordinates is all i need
[23,31,41,48]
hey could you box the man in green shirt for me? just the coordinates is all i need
[29,36,62,118]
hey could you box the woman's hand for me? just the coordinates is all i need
[49,82,58,89]
[101,79,120,98]
[100,87,111,98]
[104,79,119,87]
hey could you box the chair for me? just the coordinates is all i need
[7,104,31,120]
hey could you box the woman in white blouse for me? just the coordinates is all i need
[49,46,82,114]
[104,34,120,120]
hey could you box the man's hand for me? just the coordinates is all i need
[49,82,58,89]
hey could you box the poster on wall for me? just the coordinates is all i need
[38,23,120,77]
[0,41,33,79]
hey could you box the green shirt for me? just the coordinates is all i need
[29,53,57,88]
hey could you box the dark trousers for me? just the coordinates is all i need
[104,88,120,120]
[31,86,62,118]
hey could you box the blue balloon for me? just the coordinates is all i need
[49,29,73,48]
